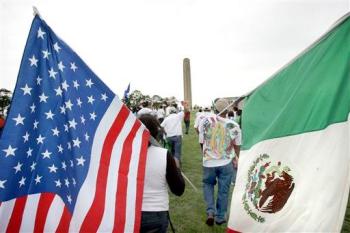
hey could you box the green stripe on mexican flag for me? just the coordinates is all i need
[228,13,350,232]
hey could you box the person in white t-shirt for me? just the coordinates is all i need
[157,105,166,123]
[195,107,203,119]
[199,98,241,226]
[165,105,172,117]
[161,102,188,165]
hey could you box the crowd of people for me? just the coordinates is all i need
[138,114,185,233]
[134,98,242,232]
[134,100,188,232]
[0,96,241,233]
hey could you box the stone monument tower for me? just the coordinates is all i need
[183,58,192,109]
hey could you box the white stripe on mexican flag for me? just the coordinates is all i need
[228,13,350,232]
[228,118,350,232]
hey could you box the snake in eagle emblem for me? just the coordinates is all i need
[242,154,295,222]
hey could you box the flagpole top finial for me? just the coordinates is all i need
[33,6,41,18]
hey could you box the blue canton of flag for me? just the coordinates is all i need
[0,15,113,212]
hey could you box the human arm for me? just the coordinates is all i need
[166,151,185,196]
[232,145,240,169]
[160,118,165,128]
[232,124,241,158]
[233,144,240,158]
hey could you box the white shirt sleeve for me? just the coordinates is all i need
[160,119,166,128]
[178,111,184,120]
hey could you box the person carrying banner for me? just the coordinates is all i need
[138,114,185,233]
[199,98,241,226]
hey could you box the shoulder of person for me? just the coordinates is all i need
[149,144,168,153]
[177,111,184,117]
[198,114,213,128]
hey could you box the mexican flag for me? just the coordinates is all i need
[228,13,350,232]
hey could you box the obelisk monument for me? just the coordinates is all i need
[183,58,192,109]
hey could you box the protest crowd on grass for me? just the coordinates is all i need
[0,10,350,233]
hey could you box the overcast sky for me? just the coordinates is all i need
[1,0,349,106]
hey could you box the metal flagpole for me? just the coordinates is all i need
[181,172,198,193]
[32,6,42,18]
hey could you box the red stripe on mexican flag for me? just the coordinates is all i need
[228,13,350,232]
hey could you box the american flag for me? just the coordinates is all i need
[0,15,150,232]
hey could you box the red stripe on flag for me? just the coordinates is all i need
[6,196,27,233]
[34,193,55,233]
[80,106,130,232]
[113,120,141,233]
[56,206,72,233]
[133,130,150,233]
[227,227,241,233]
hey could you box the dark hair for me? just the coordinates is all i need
[228,110,234,117]
[138,114,161,140]
[142,101,149,108]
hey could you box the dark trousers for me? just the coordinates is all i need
[140,211,169,233]
[184,120,190,134]
[166,136,182,161]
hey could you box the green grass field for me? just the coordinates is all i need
[167,113,350,233]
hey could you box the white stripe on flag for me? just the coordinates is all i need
[0,200,15,232]
[44,195,65,232]
[19,194,40,232]
[124,126,144,232]
[97,113,136,231]
[69,97,122,231]
[229,119,350,232]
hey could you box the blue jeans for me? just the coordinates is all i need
[140,211,168,233]
[231,166,237,184]
[202,162,233,222]
[167,136,182,160]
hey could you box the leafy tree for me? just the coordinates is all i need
[123,90,145,110]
